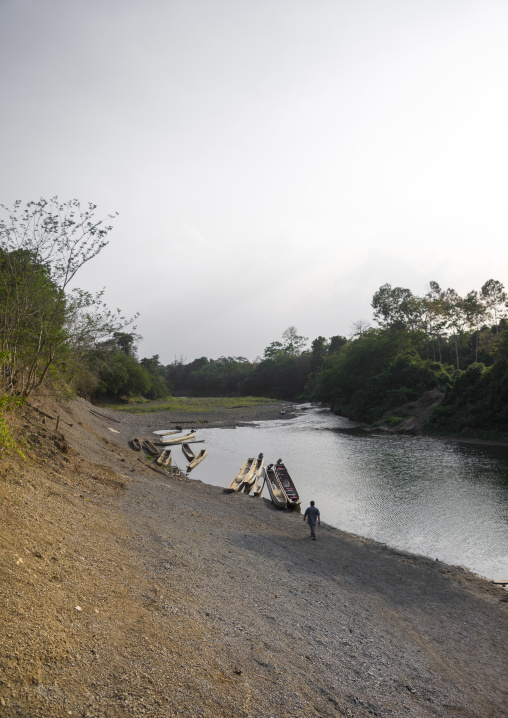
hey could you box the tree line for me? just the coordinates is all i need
[1,197,507,439]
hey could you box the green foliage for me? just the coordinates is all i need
[94,351,151,399]
[0,198,134,397]
[315,329,452,422]
[0,389,25,458]
[140,354,171,399]
[111,396,275,414]
[425,348,508,436]
[187,357,254,396]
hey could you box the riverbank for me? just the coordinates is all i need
[1,396,508,717]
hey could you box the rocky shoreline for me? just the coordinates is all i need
[1,396,507,717]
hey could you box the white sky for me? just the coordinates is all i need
[1,0,507,363]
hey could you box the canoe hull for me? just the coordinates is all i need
[182,443,195,462]
[253,466,266,497]
[243,454,264,494]
[187,449,207,470]
[142,440,160,456]
[157,449,172,466]
[160,432,196,445]
[227,457,256,492]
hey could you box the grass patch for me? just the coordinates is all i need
[106,396,277,415]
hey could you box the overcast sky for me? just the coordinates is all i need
[1,0,507,363]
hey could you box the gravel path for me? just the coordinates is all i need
[1,397,507,717]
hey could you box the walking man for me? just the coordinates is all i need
[303,500,321,540]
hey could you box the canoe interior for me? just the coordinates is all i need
[265,465,287,508]
[157,449,172,466]
[187,449,207,470]
[227,457,255,492]
[142,440,160,456]
[243,454,264,494]
[182,443,196,462]
[274,460,301,506]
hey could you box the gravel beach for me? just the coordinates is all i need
[1,397,507,717]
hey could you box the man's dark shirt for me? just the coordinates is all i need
[304,506,320,526]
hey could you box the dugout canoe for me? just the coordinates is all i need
[142,439,160,456]
[273,459,301,509]
[156,449,172,467]
[253,465,266,497]
[265,464,288,509]
[243,453,264,494]
[131,438,142,451]
[153,429,180,436]
[160,431,196,445]
[226,457,257,492]
[182,443,195,462]
[187,449,207,471]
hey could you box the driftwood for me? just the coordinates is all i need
[156,439,205,446]
[89,408,122,424]
[26,403,73,427]
[137,457,178,478]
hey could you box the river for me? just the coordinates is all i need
[179,405,508,581]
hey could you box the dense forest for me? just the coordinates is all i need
[1,198,507,447]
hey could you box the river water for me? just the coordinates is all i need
[178,405,508,581]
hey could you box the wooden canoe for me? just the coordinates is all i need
[131,438,142,451]
[274,459,301,509]
[153,429,180,436]
[243,454,264,494]
[226,457,257,492]
[187,449,207,471]
[265,464,288,509]
[142,439,160,456]
[160,431,196,445]
[156,449,172,466]
[182,443,195,462]
[253,465,266,497]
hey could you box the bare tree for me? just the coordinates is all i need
[0,198,132,396]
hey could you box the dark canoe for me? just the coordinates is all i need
[142,439,160,456]
[274,459,301,509]
[182,443,195,462]
[265,464,288,509]
[131,438,142,451]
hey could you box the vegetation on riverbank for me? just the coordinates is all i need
[1,197,507,439]
[109,395,277,414]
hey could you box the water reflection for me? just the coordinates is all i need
[181,406,508,580]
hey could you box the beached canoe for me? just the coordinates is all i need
[160,431,196,445]
[142,439,160,456]
[187,449,207,470]
[182,443,195,462]
[226,457,258,492]
[156,449,172,466]
[131,438,142,451]
[274,459,301,509]
[253,465,266,497]
[265,464,288,509]
[153,429,180,436]
[243,453,264,494]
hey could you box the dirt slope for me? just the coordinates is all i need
[1,396,507,717]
